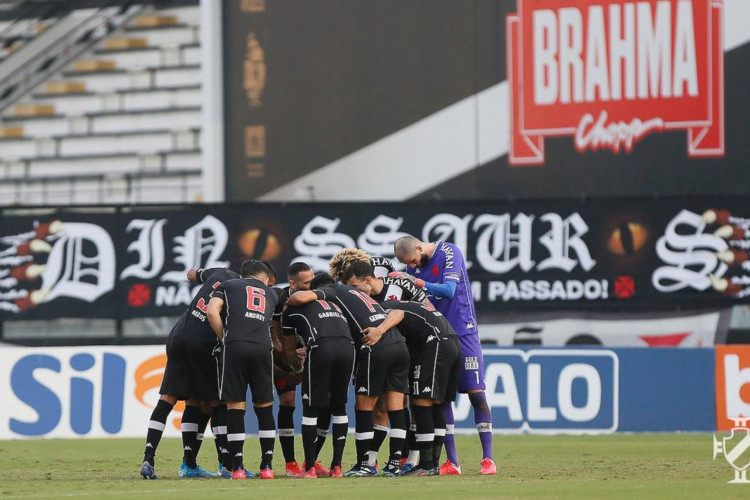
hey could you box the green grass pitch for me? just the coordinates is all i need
[0,434,746,499]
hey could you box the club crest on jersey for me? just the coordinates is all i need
[507,0,725,165]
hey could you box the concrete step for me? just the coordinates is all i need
[30,86,201,115]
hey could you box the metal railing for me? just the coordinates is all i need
[0,3,145,112]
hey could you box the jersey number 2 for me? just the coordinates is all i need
[246,286,266,312]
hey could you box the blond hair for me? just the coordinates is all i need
[329,248,371,281]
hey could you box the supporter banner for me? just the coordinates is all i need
[2,198,750,320]
[0,346,716,439]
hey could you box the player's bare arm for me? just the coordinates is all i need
[362,309,404,346]
[206,297,224,340]
[186,268,199,282]
[285,287,337,307]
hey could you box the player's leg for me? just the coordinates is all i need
[222,342,252,479]
[142,335,186,479]
[329,404,348,477]
[313,408,331,466]
[405,337,449,476]
[402,401,420,473]
[381,342,410,476]
[248,344,276,478]
[179,401,205,471]
[442,403,459,470]
[328,338,355,478]
[300,402,319,478]
[431,336,460,472]
[298,341,327,478]
[179,343,223,477]
[211,403,232,475]
[274,355,301,476]
[226,400,248,478]
[383,390,406,476]
[278,389,301,476]
[347,349,378,476]
[460,333,495,474]
[368,399,389,468]
[401,397,413,467]
[408,398,435,475]
[432,402,447,469]
[141,394,176,479]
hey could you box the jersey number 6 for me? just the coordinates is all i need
[246,286,266,312]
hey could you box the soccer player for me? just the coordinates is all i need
[380,300,461,476]
[342,260,428,303]
[394,235,496,475]
[328,248,395,281]
[287,272,409,477]
[206,259,279,480]
[270,262,319,477]
[139,266,238,480]
[342,259,429,469]
[281,290,356,478]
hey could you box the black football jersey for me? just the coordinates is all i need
[380,300,457,348]
[372,275,428,303]
[370,256,395,278]
[211,277,278,346]
[173,267,240,347]
[327,283,403,349]
[272,285,292,320]
[281,299,351,346]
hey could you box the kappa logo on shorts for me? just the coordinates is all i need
[302,393,309,400]
[465,357,480,370]
[426,335,436,343]
[357,386,368,393]
[422,386,432,393]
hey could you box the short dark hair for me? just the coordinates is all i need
[261,260,277,280]
[241,259,270,279]
[394,235,419,257]
[287,261,312,280]
[310,271,335,289]
[342,260,375,282]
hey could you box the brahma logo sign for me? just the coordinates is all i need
[507,0,725,165]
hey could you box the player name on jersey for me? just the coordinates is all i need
[507,0,724,164]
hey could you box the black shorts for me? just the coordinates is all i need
[410,336,461,402]
[273,351,298,395]
[302,337,356,408]
[355,340,409,397]
[219,341,274,403]
[160,335,219,401]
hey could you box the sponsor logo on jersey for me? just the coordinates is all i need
[465,356,480,370]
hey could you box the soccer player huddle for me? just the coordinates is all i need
[139,235,495,480]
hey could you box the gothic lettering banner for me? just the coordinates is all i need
[1,198,749,320]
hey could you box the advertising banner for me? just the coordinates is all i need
[220,0,750,202]
[480,309,725,347]
[0,345,717,439]
[714,345,750,430]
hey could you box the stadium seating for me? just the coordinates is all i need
[0,4,202,205]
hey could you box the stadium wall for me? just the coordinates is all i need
[1,345,747,439]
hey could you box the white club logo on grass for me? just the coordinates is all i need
[713,417,750,484]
